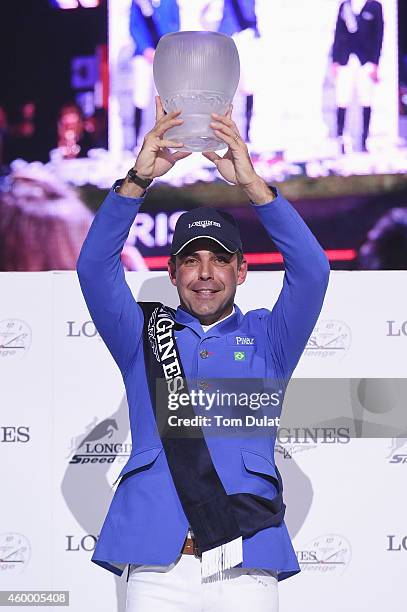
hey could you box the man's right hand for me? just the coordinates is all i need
[134,96,192,180]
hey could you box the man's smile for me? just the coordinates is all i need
[192,289,220,299]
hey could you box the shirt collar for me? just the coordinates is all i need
[175,304,243,337]
[201,306,235,332]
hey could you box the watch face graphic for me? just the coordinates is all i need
[301,534,352,574]
[0,533,31,575]
[305,320,351,360]
[0,319,32,359]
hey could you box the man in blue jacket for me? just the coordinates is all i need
[77,96,330,611]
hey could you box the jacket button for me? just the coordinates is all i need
[199,349,209,359]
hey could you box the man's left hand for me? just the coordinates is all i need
[202,105,258,188]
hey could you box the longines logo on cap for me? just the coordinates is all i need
[188,220,221,229]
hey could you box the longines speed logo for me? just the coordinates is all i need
[304,320,351,360]
[67,417,131,466]
[297,534,352,574]
[0,533,31,574]
[387,438,407,464]
[0,319,32,359]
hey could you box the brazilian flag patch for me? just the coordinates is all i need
[234,351,245,361]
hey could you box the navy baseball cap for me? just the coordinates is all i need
[170,207,243,256]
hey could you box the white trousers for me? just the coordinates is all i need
[125,552,279,612]
[335,54,375,108]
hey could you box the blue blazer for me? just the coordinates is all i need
[76,183,330,582]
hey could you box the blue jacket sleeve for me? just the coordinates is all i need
[76,186,145,376]
[252,187,330,382]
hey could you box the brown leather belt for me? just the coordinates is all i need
[182,536,201,558]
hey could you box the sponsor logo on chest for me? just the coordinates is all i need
[235,336,255,346]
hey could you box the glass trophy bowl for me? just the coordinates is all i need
[153,31,240,153]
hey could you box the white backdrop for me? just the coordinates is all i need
[1,270,406,611]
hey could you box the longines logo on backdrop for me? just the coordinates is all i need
[386,535,407,551]
[296,534,352,574]
[67,418,131,465]
[66,320,101,340]
[66,534,98,552]
[387,438,407,464]
[386,320,407,336]
[275,427,350,458]
[0,319,32,359]
[0,426,30,443]
[304,320,351,360]
[0,533,31,574]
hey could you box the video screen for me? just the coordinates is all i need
[1,1,406,273]
[109,0,400,177]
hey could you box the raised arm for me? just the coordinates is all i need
[201,107,330,383]
[76,188,146,376]
[76,95,192,376]
[251,186,330,382]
